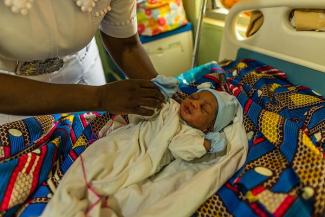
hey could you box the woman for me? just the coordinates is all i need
[0,0,163,123]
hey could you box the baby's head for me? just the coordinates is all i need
[179,89,238,133]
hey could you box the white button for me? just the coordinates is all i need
[302,186,314,200]
[258,90,262,97]
[254,166,273,177]
[9,129,22,137]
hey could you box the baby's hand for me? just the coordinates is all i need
[205,132,227,153]
[203,139,211,152]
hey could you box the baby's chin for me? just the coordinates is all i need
[179,109,208,132]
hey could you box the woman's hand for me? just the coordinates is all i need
[99,79,165,116]
[0,74,164,116]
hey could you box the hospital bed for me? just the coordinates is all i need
[190,0,325,216]
[0,0,324,216]
[219,0,325,96]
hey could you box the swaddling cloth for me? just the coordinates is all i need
[41,99,206,217]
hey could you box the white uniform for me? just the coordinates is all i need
[0,0,138,124]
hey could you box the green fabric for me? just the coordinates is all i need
[95,31,125,82]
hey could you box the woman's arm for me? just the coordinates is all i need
[100,32,158,79]
[0,74,164,116]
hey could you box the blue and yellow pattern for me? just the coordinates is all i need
[191,59,325,217]
[0,59,324,216]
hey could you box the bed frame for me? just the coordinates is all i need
[219,0,325,96]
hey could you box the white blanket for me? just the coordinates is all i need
[41,100,248,217]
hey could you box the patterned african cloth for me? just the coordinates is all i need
[190,59,325,217]
[0,59,324,217]
[0,112,113,216]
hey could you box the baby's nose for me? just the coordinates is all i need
[190,100,200,109]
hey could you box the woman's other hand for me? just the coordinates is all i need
[99,79,165,116]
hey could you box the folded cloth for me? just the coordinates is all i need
[152,75,178,99]
[293,10,325,31]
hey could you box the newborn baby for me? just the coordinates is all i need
[150,75,239,160]
[100,84,239,162]
[179,88,238,154]
[97,75,239,163]
[41,76,242,217]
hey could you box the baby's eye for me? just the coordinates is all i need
[201,105,208,113]
[191,94,199,99]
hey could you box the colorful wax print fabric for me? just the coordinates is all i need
[190,59,325,217]
[0,59,324,217]
[137,0,188,36]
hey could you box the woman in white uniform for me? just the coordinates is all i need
[0,0,163,124]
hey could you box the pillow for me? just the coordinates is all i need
[176,61,230,98]
[137,0,188,36]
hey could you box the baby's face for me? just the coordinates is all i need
[180,91,218,131]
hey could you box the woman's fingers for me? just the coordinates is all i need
[137,79,160,89]
[136,80,165,101]
[100,79,165,115]
[133,106,155,116]
[135,98,163,109]
[138,88,165,102]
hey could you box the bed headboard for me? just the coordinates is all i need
[219,0,325,96]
